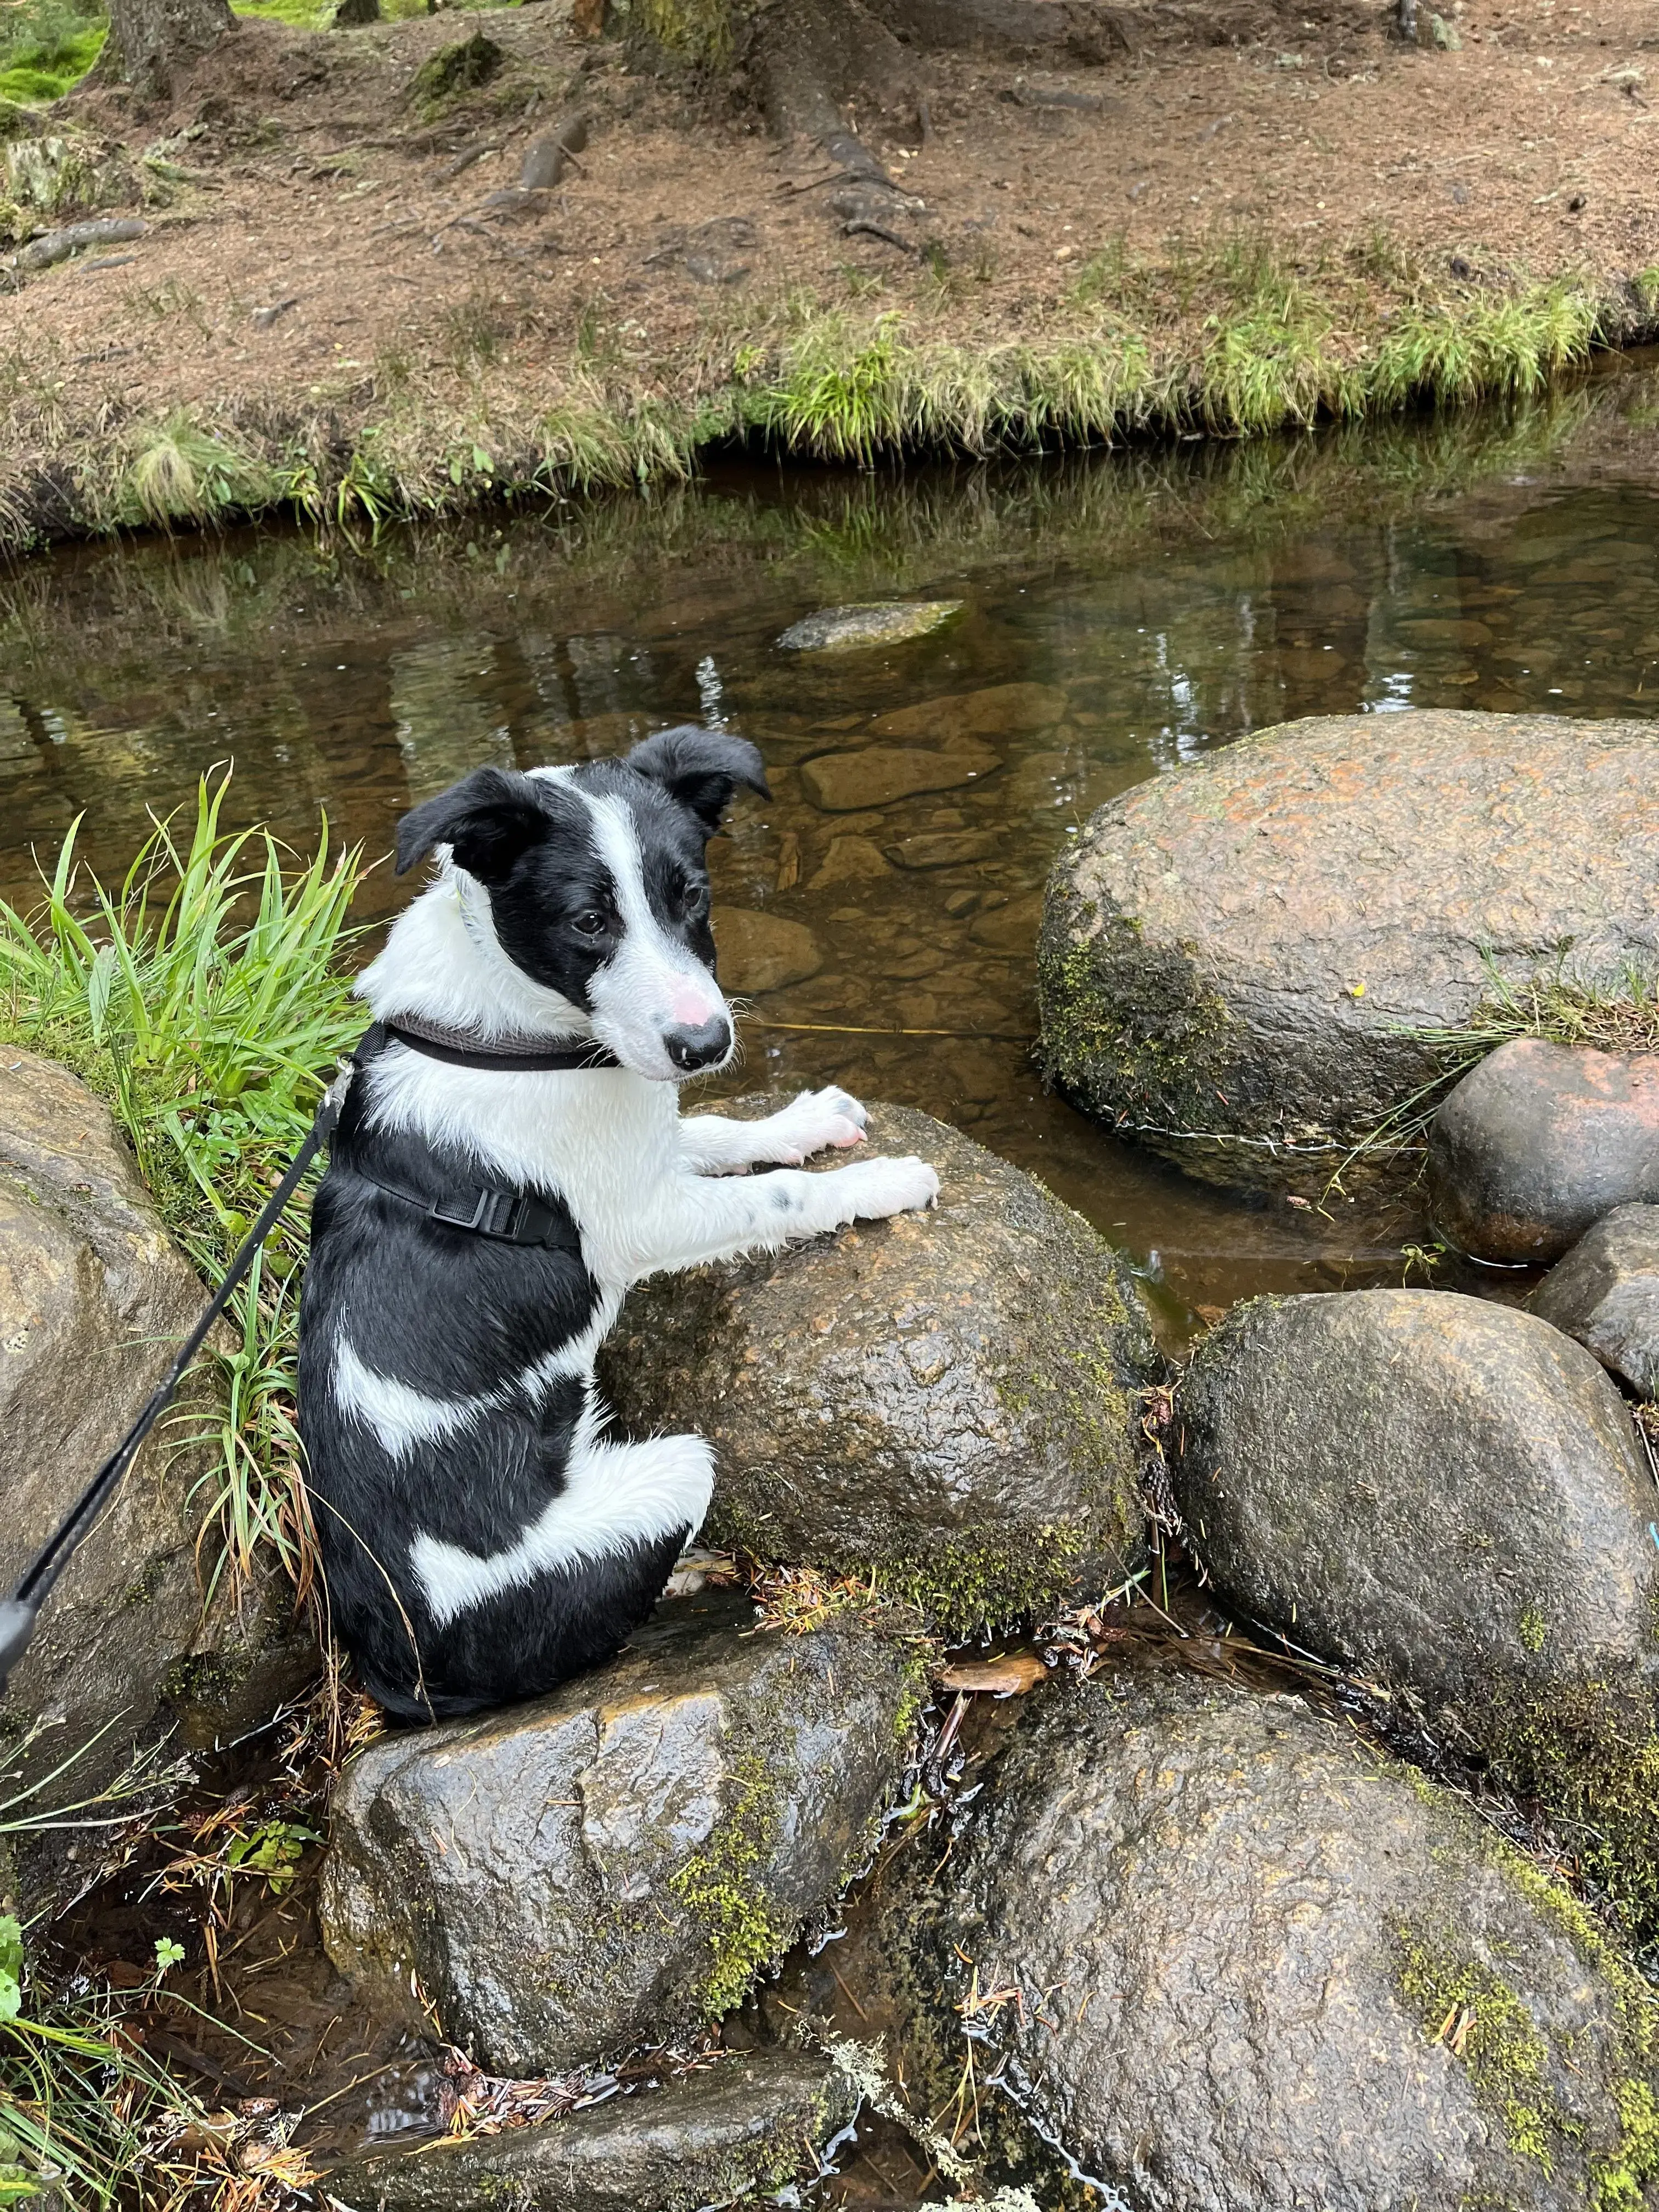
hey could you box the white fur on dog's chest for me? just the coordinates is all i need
[363,1049,687,1289]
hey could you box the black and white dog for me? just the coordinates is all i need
[297,729,938,1720]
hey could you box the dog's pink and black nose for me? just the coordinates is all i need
[664,1014,732,1073]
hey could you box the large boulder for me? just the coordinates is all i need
[0,1051,312,1798]
[1171,1288,1659,1940]
[857,1667,1659,2212]
[601,1103,1160,1632]
[1427,1040,1659,1264]
[1533,1203,1659,1400]
[321,2049,857,2212]
[1171,1289,1658,1725]
[1038,711,1659,1187]
[319,1593,922,2075]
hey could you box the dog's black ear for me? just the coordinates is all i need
[395,766,551,879]
[625,726,770,837]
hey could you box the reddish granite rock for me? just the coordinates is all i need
[1427,1039,1659,1263]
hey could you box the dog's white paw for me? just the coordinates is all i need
[839,1154,940,1221]
[770,1085,868,1163]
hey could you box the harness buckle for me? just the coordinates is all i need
[430,1188,495,1233]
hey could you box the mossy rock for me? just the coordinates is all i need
[319,2049,858,2212]
[1172,1286,1659,1947]
[601,1101,1161,1634]
[855,1666,1659,2211]
[408,30,504,115]
[319,1592,923,2074]
[1038,710,1659,1191]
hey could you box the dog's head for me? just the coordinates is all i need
[393,729,769,1081]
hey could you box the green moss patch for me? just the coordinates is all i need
[670,1747,791,2019]
[1488,1680,1659,1957]
[408,30,503,116]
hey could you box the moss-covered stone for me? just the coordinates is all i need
[319,1592,923,2073]
[602,1101,1163,1639]
[1487,1679,1659,1955]
[1038,712,1659,1190]
[845,1665,1659,2212]
[1171,1287,1659,1952]
[408,31,504,116]
[318,2048,859,2212]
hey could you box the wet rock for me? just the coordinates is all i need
[0,1052,308,1794]
[319,1594,921,2073]
[870,682,1068,744]
[1532,1203,1659,1398]
[807,836,891,889]
[1427,1039,1659,1263]
[863,1668,1659,2212]
[1039,711,1659,1187]
[1172,1288,1658,1734]
[712,907,822,994]
[776,602,963,653]
[884,831,997,870]
[602,1103,1159,1629]
[322,2049,856,2212]
[967,890,1043,953]
[802,743,998,811]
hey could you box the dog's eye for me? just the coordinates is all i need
[682,882,709,916]
[571,909,608,939]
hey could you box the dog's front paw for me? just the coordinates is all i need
[839,1153,940,1221]
[770,1085,869,1163]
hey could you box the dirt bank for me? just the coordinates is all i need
[2,0,1657,552]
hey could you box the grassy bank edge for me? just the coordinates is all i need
[4,262,1655,558]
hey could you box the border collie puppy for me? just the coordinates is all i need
[297,729,938,1720]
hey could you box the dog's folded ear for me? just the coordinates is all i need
[395,766,552,879]
[624,727,770,836]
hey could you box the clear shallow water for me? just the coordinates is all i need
[5,351,1659,1327]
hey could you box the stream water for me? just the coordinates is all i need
[9,354,1659,2196]
[5,352,1659,1329]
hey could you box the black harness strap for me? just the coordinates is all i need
[351,1163,583,1252]
[0,1007,613,1697]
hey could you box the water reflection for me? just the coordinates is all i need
[4,356,1658,1325]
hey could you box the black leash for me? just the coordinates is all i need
[0,1011,613,1699]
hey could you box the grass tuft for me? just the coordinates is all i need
[114,413,284,531]
[0,771,364,1599]
[0,0,104,106]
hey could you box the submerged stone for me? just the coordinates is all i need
[1532,1202,1659,1398]
[776,601,963,652]
[1427,1039,1659,1264]
[320,2049,856,2212]
[712,907,823,994]
[800,743,999,811]
[862,1667,1659,2212]
[319,1593,920,2074]
[1171,1289,1659,1731]
[602,1102,1160,1631]
[868,682,1068,744]
[1038,710,1659,1189]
